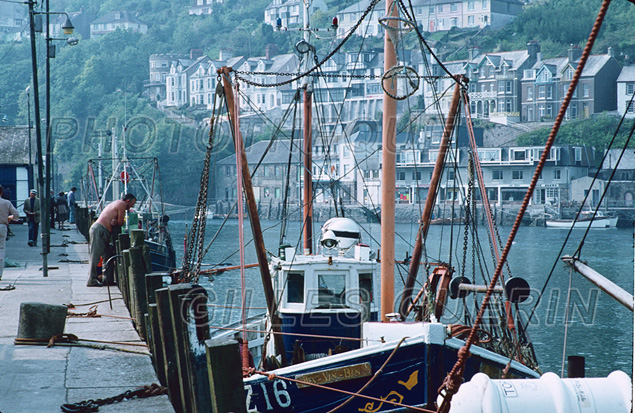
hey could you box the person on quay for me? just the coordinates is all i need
[23,189,40,247]
[0,185,19,281]
[56,191,69,230]
[2,187,14,238]
[87,193,136,287]
[68,187,77,224]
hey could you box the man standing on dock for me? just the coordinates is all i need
[87,193,136,287]
[68,187,77,224]
[0,185,19,281]
[23,189,40,247]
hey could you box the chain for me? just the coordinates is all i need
[181,81,221,283]
[233,0,382,88]
[460,156,473,279]
[60,383,167,413]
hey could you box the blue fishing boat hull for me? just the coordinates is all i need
[243,327,538,412]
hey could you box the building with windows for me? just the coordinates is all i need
[89,11,148,39]
[189,0,224,15]
[264,0,327,29]
[214,140,302,208]
[520,47,621,122]
[617,66,635,118]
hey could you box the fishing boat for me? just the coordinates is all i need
[171,0,633,411]
[181,0,547,408]
[545,210,618,228]
[80,151,177,272]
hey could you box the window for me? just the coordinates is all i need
[626,83,635,95]
[553,169,561,180]
[506,81,512,93]
[430,6,435,14]
[412,171,421,180]
[451,3,457,11]
[317,274,346,307]
[492,170,503,180]
[468,1,475,10]
[468,15,474,25]
[628,101,635,113]
[512,150,526,161]
[565,68,574,80]
[447,170,455,180]
[482,0,487,8]
[498,81,505,93]
[512,170,523,180]
[450,17,457,26]
[583,84,589,98]
[438,4,443,12]
[546,87,552,99]
[575,147,582,163]
[538,86,545,99]
[527,87,533,100]
[287,272,304,303]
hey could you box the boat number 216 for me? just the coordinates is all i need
[245,380,291,411]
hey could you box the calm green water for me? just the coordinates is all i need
[167,218,633,378]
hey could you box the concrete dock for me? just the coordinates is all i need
[0,222,174,412]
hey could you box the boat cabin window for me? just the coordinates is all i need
[287,272,304,303]
[359,273,373,321]
[317,274,346,307]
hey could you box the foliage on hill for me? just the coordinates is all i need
[0,0,633,203]
[516,114,635,153]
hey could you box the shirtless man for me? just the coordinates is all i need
[87,193,136,286]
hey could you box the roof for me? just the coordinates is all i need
[0,127,31,165]
[601,149,635,170]
[91,11,147,26]
[217,140,302,166]
[617,65,635,82]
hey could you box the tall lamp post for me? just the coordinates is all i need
[26,86,34,190]
[27,0,77,276]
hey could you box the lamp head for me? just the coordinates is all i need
[62,15,74,35]
[67,37,79,46]
[321,230,338,249]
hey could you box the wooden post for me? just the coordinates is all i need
[130,228,145,248]
[206,337,247,413]
[168,284,195,413]
[179,286,212,412]
[156,286,184,413]
[122,249,133,310]
[145,272,165,306]
[147,303,167,386]
[129,246,148,340]
[118,233,131,303]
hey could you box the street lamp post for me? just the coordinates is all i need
[27,0,77,276]
[26,86,33,190]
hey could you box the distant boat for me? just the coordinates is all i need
[545,210,618,228]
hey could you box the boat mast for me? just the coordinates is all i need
[398,79,463,319]
[380,0,398,322]
[302,2,313,255]
[218,67,287,365]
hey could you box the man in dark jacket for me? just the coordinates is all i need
[23,189,40,247]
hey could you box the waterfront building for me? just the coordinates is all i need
[264,0,327,29]
[145,54,190,103]
[520,46,621,122]
[0,126,34,206]
[617,66,635,118]
[89,11,148,39]
[189,0,225,15]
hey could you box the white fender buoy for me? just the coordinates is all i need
[443,371,631,413]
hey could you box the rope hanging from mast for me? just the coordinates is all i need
[436,0,613,410]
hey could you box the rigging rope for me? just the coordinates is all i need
[436,0,612,409]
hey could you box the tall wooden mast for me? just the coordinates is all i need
[218,67,287,365]
[398,78,463,319]
[380,1,398,322]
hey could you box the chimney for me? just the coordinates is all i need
[527,41,540,60]
[219,48,233,61]
[265,44,279,60]
[468,46,480,60]
[607,46,614,57]
[190,49,203,59]
[568,44,582,62]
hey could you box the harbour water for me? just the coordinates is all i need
[167,217,633,378]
